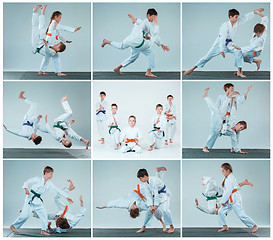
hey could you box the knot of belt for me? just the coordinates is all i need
[28,189,43,204]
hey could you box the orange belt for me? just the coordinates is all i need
[134,184,147,200]
[47,34,59,40]
[229,189,238,203]
[61,205,68,217]
[225,112,230,116]
[166,114,173,118]
[125,138,140,146]
[254,51,257,57]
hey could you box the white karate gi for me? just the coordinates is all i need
[241,16,268,63]
[96,100,108,139]
[12,177,68,231]
[196,12,255,68]
[149,114,166,149]
[218,173,256,228]
[164,103,176,140]
[196,177,223,215]
[204,97,241,152]
[142,172,173,226]
[33,188,86,233]
[6,98,40,140]
[120,126,142,153]
[107,114,121,147]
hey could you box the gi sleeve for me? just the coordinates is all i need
[237,12,255,25]
[22,177,39,189]
[6,129,28,139]
[49,182,69,199]
[57,23,76,33]
[68,207,86,229]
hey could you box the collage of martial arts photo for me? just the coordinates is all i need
[1,1,271,239]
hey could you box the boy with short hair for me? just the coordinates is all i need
[120,115,142,153]
[148,104,166,151]
[184,8,264,78]
[137,167,174,234]
[233,11,268,71]
[164,95,176,145]
[96,91,108,144]
[10,166,73,236]
[3,91,43,145]
[202,88,248,154]
[107,103,121,150]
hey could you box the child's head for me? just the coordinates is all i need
[128,115,136,127]
[234,121,247,132]
[167,95,174,104]
[228,9,240,24]
[61,137,72,148]
[129,207,140,218]
[52,42,66,53]
[111,103,118,114]
[221,163,233,177]
[254,23,266,36]
[156,104,163,114]
[137,169,149,182]
[56,217,70,229]
[32,134,42,145]
[223,83,234,93]
[43,166,54,179]
[147,8,158,22]
[100,91,106,101]
[51,11,62,23]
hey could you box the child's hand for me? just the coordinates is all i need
[128,14,134,19]
[232,44,241,50]
[221,203,227,206]
[3,124,7,130]
[67,197,74,204]
[153,15,158,24]
[254,8,264,14]
[45,115,48,123]
[161,44,170,51]
[221,52,225,58]
[43,39,48,47]
[66,41,72,43]
[25,188,30,195]
[75,27,82,32]
[38,115,42,119]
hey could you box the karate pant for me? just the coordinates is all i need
[54,101,82,142]
[97,119,106,139]
[13,201,48,231]
[40,54,61,73]
[204,97,221,149]
[110,129,120,147]
[24,98,37,123]
[120,143,142,153]
[143,208,163,227]
[149,131,163,149]
[243,50,262,64]
[218,193,256,228]
[165,123,176,140]
[197,199,218,215]
[196,40,244,68]
[158,198,173,226]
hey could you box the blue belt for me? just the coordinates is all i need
[158,185,167,194]
[225,39,232,46]
[96,110,106,115]
[23,121,33,127]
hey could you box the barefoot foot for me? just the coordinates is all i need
[145,73,157,77]
[165,141,168,145]
[114,67,125,75]
[41,230,50,236]
[202,88,209,98]
[61,96,68,102]
[250,225,258,233]
[33,5,42,13]
[167,225,175,234]
[10,225,18,233]
[101,39,110,47]
[202,146,210,153]
[41,5,47,15]
[256,59,262,71]
[136,226,146,233]
[18,91,26,100]
[38,71,47,75]
[218,226,229,232]
[57,72,67,76]
[67,179,75,191]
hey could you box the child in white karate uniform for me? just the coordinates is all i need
[138,167,174,234]
[120,115,142,153]
[10,166,73,236]
[233,11,268,71]
[96,91,108,145]
[202,88,248,154]
[148,104,166,151]
[218,163,258,233]
[107,103,121,150]
[3,91,43,145]
[164,95,176,145]
[184,8,264,78]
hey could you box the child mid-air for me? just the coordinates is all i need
[184,8,264,78]
[232,10,268,72]
[107,103,121,150]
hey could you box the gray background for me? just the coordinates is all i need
[93,160,181,228]
[93,3,180,71]
[4,3,91,72]
[3,81,91,149]
[182,81,270,149]
[182,3,270,71]
[182,160,270,227]
[3,160,91,228]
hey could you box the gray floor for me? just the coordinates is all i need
[182,148,270,159]
[182,227,270,237]
[3,71,91,80]
[93,228,181,237]
[4,228,91,237]
[93,71,180,80]
[182,71,270,80]
[3,148,91,159]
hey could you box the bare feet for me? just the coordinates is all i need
[41,5,47,15]
[169,139,173,143]
[202,88,209,98]
[145,72,157,77]
[250,225,258,233]
[81,138,90,149]
[136,226,146,233]
[165,140,168,145]
[148,146,153,151]
[156,167,167,172]
[114,146,119,150]
[96,206,107,209]
[242,179,254,187]
[61,96,68,102]
[10,225,18,233]
[195,198,199,206]
[41,230,50,236]
[38,71,47,75]
[67,179,75,191]
[167,225,175,234]
[101,138,105,144]
[114,65,125,75]
[255,59,262,71]
[18,91,26,100]
[235,71,246,78]
[57,72,67,76]
[33,5,42,13]
[160,218,167,232]
[69,120,75,125]
[218,226,229,232]
[202,146,210,153]
[128,14,136,24]
[230,147,236,153]
[184,66,197,75]
[101,39,111,47]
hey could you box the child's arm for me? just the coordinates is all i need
[244,84,253,100]
[57,23,80,33]
[49,182,73,204]
[22,177,39,193]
